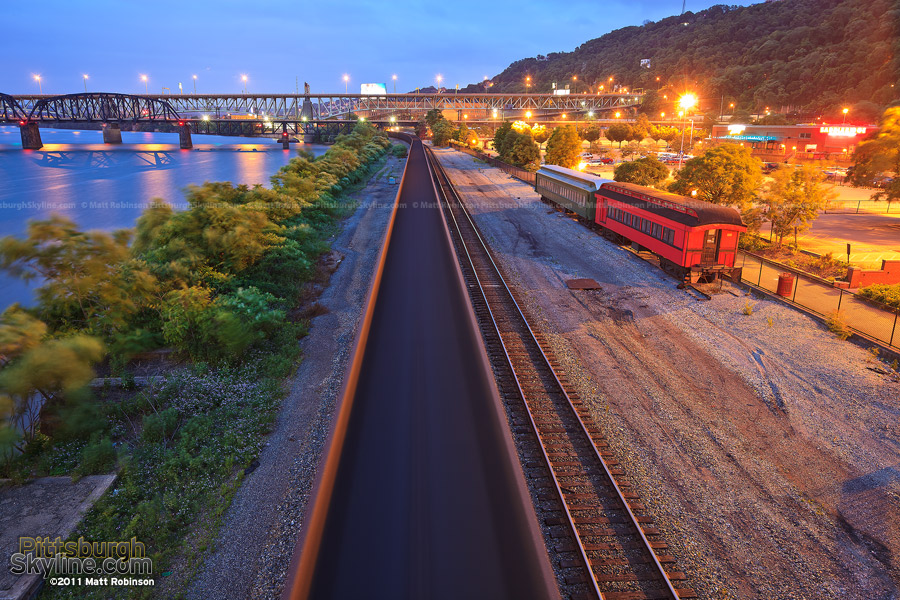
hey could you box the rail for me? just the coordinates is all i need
[425,145,691,599]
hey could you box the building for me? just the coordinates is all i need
[709,123,878,163]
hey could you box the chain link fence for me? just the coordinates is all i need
[740,252,900,348]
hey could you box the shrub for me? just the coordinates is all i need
[141,408,179,443]
[391,144,408,158]
[858,283,900,310]
[742,301,755,315]
[826,310,852,340]
[78,437,117,474]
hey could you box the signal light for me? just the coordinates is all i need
[19,120,25,126]
[282,132,288,137]
[178,121,184,126]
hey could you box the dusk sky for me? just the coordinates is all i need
[5,0,758,95]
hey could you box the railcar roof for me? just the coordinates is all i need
[599,181,745,227]
[537,165,613,194]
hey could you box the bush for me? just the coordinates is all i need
[78,437,117,474]
[141,408,179,443]
[742,300,755,315]
[858,283,900,310]
[826,310,852,340]
[391,144,408,158]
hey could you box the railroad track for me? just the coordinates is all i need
[425,146,695,600]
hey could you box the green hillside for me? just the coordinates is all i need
[476,0,898,117]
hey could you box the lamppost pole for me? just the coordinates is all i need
[82,74,88,93]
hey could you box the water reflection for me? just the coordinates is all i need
[0,126,328,307]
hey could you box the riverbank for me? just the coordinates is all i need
[0,124,395,599]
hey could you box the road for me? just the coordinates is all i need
[304,139,557,599]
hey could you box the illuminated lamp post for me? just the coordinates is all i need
[193,75,197,94]
[33,75,42,94]
[842,107,849,123]
[392,74,397,93]
[82,74,88,92]
[677,93,698,170]
[140,74,148,94]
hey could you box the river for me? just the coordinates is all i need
[0,126,328,308]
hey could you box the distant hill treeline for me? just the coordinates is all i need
[473,0,899,117]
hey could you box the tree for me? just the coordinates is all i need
[456,122,470,143]
[613,157,670,187]
[581,125,602,149]
[531,124,550,148]
[631,114,652,143]
[0,307,105,447]
[425,108,445,129]
[0,216,157,341]
[545,125,582,169]
[669,143,763,212]
[493,121,513,154]
[851,106,900,210]
[509,134,541,169]
[650,125,680,148]
[604,123,632,148]
[431,120,456,147]
[762,165,837,246]
[415,117,428,139]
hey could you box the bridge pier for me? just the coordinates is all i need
[178,124,193,149]
[20,122,42,150]
[102,123,123,144]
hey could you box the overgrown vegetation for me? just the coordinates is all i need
[478,0,897,116]
[826,310,853,340]
[0,122,392,597]
[858,283,900,310]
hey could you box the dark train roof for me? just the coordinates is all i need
[537,165,614,193]
[598,181,745,228]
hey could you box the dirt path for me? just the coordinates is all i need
[434,147,900,600]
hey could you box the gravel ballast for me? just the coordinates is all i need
[434,147,900,600]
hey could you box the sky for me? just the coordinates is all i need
[2,0,759,96]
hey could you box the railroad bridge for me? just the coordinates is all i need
[2,91,643,149]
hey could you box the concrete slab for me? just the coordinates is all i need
[0,475,117,600]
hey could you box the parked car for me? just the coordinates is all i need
[762,162,780,173]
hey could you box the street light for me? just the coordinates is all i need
[33,75,42,94]
[572,75,578,94]
[140,74,148,94]
[842,107,849,123]
[525,110,532,119]
[343,74,349,93]
[392,74,397,93]
[526,75,531,91]
[677,93,698,170]
[192,74,197,94]
[241,74,248,94]
[82,74,88,93]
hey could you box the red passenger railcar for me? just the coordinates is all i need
[594,181,746,283]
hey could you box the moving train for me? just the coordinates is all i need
[534,165,746,283]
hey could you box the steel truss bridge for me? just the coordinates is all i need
[9,92,643,121]
[2,91,645,149]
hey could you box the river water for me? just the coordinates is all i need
[0,126,327,308]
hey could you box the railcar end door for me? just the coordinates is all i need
[700,229,720,265]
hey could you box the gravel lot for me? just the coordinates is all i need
[434,147,900,600]
[187,155,404,600]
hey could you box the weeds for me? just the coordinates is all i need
[766,317,774,328]
[742,300,756,316]
[826,310,853,340]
